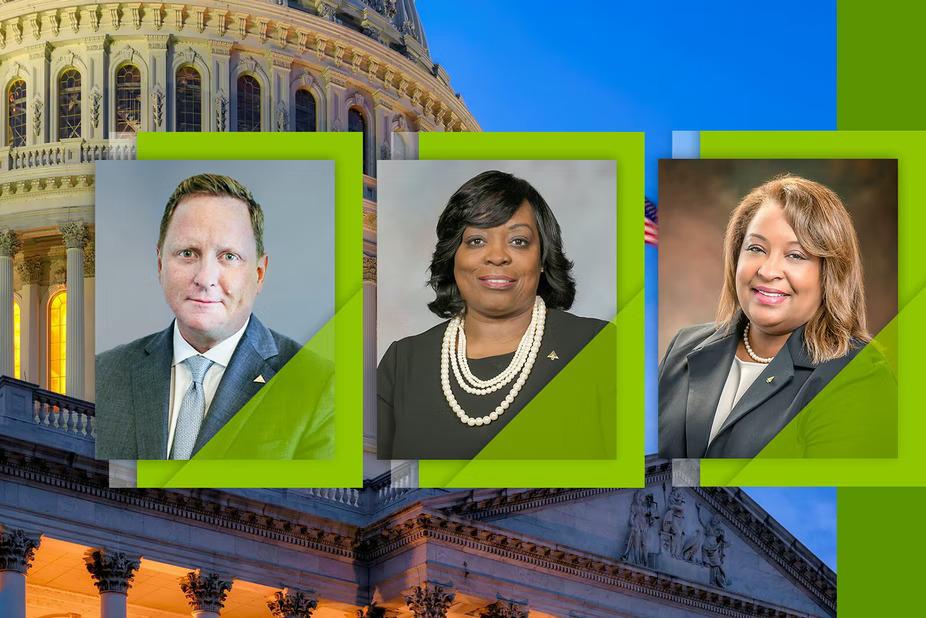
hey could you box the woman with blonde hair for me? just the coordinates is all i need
[658,175,873,458]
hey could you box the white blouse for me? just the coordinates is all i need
[708,356,767,445]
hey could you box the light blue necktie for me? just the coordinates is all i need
[170,355,214,460]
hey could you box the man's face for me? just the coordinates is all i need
[158,195,266,352]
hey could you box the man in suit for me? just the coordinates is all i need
[95,173,332,460]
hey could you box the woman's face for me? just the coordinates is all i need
[735,201,823,337]
[454,201,542,320]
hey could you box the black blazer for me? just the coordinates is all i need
[658,321,863,459]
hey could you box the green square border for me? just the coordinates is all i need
[416,132,645,488]
[697,130,921,487]
[132,132,363,488]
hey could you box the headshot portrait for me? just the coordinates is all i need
[94,160,335,461]
[376,160,617,460]
[658,160,897,459]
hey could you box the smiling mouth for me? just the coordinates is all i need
[478,276,516,290]
[752,287,789,305]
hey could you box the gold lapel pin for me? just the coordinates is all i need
[254,375,266,384]
[766,376,775,384]
[547,351,559,360]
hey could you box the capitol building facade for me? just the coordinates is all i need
[0,1,835,616]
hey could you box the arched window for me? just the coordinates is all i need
[294,89,317,132]
[58,69,81,139]
[348,107,369,175]
[237,75,261,132]
[115,64,141,133]
[7,80,26,148]
[13,299,20,380]
[176,66,202,132]
[48,291,66,394]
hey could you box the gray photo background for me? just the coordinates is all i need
[96,160,334,353]
[377,160,617,362]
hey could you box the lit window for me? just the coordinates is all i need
[48,291,66,394]
[176,66,202,132]
[348,107,369,175]
[13,299,20,380]
[58,69,81,139]
[115,64,141,133]
[237,75,261,132]
[7,80,26,148]
[294,89,317,132]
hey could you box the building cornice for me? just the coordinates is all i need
[359,509,821,618]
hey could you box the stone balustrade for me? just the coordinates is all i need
[1,138,136,173]
[32,386,95,439]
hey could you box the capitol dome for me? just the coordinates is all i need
[0,0,478,402]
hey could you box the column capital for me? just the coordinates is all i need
[0,526,41,574]
[84,548,141,594]
[179,570,233,612]
[405,583,455,618]
[0,230,21,258]
[480,600,529,618]
[17,257,43,285]
[267,587,318,618]
[59,221,89,250]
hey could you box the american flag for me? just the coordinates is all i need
[644,198,658,246]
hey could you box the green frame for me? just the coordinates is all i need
[133,132,364,488]
[697,130,918,487]
[416,132,645,488]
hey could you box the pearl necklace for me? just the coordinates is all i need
[743,323,774,363]
[440,296,546,426]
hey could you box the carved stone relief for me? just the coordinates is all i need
[179,570,233,612]
[405,584,454,618]
[267,588,318,618]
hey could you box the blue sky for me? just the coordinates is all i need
[417,0,838,569]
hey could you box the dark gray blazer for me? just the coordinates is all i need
[658,322,860,459]
[95,314,305,460]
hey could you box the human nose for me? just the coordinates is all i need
[484,238,511,266]
[193,255,219,288]
[756,251,784,280]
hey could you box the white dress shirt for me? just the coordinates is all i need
[166,318,250,456]
[708,356,766,445]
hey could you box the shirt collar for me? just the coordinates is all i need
[172,317,251,368]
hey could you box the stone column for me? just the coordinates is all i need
[17,258,43,383]
[84,35,109,140]
[26,43,52,146]
[210,40,233,131]
[179,570,233,618]
[0,230,21,378]
[269,51,292,132]
[83,242,95,399]
[84,548,141,618]
[267,588,318,618]
[405,584,455,618]
[0,525,41,618]
[322,67,348,131]
[147,35,170,132]
[60,222,88,399]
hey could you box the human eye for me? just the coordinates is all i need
[511,237,531,248]
[177,249,196,259]
[464,236,486,247]
[221,252,241,262]
[744,244,765,254]
[787,251,808,261]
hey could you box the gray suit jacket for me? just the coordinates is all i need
[658,321,861,459]
[95,314,311,460]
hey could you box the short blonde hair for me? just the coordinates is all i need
[716,175,869,363]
